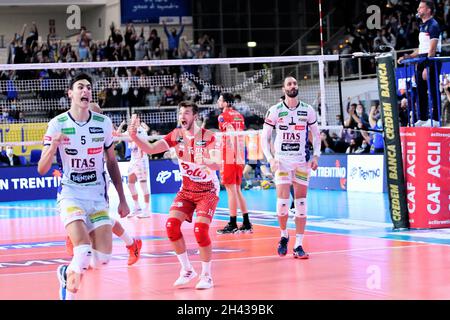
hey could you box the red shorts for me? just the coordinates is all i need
[221,163,244,185]
[169,189,219,223]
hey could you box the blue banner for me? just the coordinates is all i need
[149,159,182,194]
[0,165,61,202]
[121,0,191,24]
[309,155,347,191]
[395,65,415,96]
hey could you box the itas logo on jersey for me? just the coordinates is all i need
[70,171,97,183]
[88,147,103,155]
[89,127,104,134]
[71,158,95,169]
[282,132,302,140]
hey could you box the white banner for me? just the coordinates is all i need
[347,155,384,193]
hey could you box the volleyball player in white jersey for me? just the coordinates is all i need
[121,118,151,218]
[261,76,320,259]
[65,102,142,266]
[38,73,130,300]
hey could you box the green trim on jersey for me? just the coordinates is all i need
[92,114,105,122]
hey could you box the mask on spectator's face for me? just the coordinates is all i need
[6,148,13,156]
[134,89,139,96]
[362,143,367,149]
[112,90,117,96]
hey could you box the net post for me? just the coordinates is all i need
[318,60,327,125]
[375,53,409,230]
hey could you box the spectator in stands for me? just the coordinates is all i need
[0,145,21,166]
[234,94,251,117]
[369,105,384,154]
[399,97,410,127]
[148,28,162,59]
[320,130,335,154]
[124,23,138,60]
[77,26,92,48]
[134,27,148,61]
[0,108,14,123]
[163,22,184,59]
[25,22,39,52]
[161,87,177,106]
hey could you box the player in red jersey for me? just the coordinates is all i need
[128,101,221,289]
[216,93,252,234]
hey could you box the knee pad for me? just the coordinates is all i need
[68,244,92,274]
[277,198,290,217]
[194,223,211,247]
[128,182,137,197]
[139,180,149,195]
[294,198,307,218]
[90,249,112,269]
[166,217,182,242]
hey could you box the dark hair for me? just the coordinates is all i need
[178,100,198,114]
[221,92,234,105]
[422,0,435,14]
[69,72,93,89]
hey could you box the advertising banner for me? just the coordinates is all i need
[121,0,192,24]
[0,165,61,202]
[148,159,182,194]
[347,155,384,193]
[309,155,347,191]
[401,128,450,229]
[0,122,46,156]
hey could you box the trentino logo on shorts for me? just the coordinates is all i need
[61,127,76,135]
[89,127,104,134]
[92,115,104,122]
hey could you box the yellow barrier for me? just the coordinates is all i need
[0,122,46,156]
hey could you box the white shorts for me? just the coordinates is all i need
[58,198,112,233]
[127,160,148,181]
[274,162,310,186]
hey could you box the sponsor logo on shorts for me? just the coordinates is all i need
[66,206,84,217]
[61,127,75,135]
[92,137,104,142]
[281,143,300,151]
[92,115,105,122]
[295,170,309,181]
[88,147,103,155]
[89,127,104,134]
[295,125,306,130]
[89,210,109,224]
[297,111,308,116]
[65,148,78,155]
[279,125,289,130]
[277,171,289,177]
[57,115,68,122]
[70,171,97,183]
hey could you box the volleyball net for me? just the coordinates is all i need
[0,55,342,156]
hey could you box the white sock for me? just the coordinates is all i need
[120,231,134,247]
[280,229,289,238]
[176,252,192,271]
[65,290,75,300]
[144,202,150,211]
[134,201,140,210]
[295,234,304,248]
[201,261,211,277]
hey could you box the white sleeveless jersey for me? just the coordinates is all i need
[128,126,149,167]
[43,111,114,201]
[264,101,318,164]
